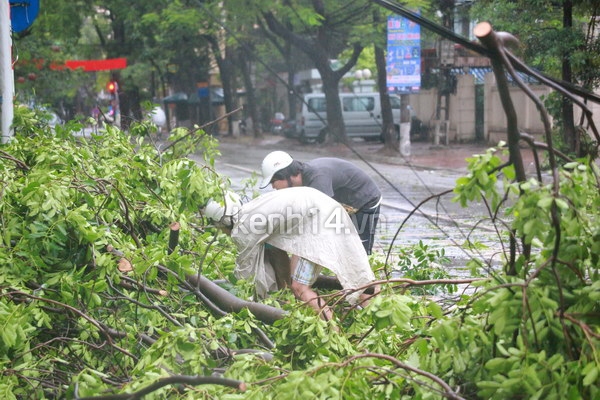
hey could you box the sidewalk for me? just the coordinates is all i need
[215,133,530,172]
[301,140,497,172]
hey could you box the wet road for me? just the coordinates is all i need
[190,136,503,279]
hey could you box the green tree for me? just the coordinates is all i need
[12,1,213,127]
[259,0,376,143]
[95,0,210,128]
[470,0,600,155]
[12,0,94,118]
[257,0,428,146]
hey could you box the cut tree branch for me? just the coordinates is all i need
[339,353,466,400]
[75,374,246,399]
[185,274,286,325]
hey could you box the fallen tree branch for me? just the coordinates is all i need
[338,353,466,400]
[156,265,277,349]
[168,222,180,255]
[75,374,246,399]
[108,243,281,346]
[155,265,230,318]
[185,274,286,325]
[314,275,485,294]
[101,325,156,346]
[107,277,182,327]
[4,290,138,361]
[118,275,168,297]
[0,149,29,170]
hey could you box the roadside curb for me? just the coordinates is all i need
[214,133,481,173]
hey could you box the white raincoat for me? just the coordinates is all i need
[230,187,375,304]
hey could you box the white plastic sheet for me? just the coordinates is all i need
[231,187,376,304]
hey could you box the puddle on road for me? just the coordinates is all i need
[374,211,505,283]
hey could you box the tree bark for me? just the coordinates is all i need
[186,275,286,324]
[168,222,180,255]
[374,9,398,149]
[238,51,261,138]
[205,35,236,136]
[562,0,576,154]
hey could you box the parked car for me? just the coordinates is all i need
[295,92,402,143]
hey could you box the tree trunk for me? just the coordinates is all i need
[320,69,347,144]
[221,52,236,136]
[374,13,397,149]
[238,50,261,138]
[206,35,236,136]
[286,64,297,124]
[562,0,576,154]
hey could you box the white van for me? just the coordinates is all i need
[296,92,401,143]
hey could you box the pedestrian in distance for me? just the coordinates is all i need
[203,188,378,322]
[259,151,382,255]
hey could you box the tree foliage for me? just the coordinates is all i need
[1,97,599,398]
[470,0,600,89]
[12,0,212,123]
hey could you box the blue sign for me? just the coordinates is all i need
[9,0,40,34]
[386,15,421,94]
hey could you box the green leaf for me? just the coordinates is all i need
[536,196,554,209]
[477,380,502,389]
[582,366,598,386]
[427,301,443,319]
[554,198,569,210]
[485,358,507,372]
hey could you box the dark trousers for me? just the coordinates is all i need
[352,205,380,255]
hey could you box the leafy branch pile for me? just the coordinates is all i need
[1,113,598,399]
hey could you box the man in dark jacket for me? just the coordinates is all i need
[259,151,382,255]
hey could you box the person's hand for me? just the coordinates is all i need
[341,203,358,214]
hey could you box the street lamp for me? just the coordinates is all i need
[353,68,372,92]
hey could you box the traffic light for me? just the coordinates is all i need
[107,81,117,94]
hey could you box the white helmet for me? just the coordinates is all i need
[259,151,294,188]
[203,191,242,223]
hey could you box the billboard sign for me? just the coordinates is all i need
[387,15,421,94]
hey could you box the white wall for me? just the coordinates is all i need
[484,73,552,144]
[451,74,477,142]
[409,72,553,144]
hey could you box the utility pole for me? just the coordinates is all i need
[399,93,411,156]
[1,0,14,144]
[436,39,453,146]
[1,0,40,143]
[435,0,456,146]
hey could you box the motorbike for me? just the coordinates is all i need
[269,112,285,135]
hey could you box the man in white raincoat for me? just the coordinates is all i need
[204,187,377,320]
